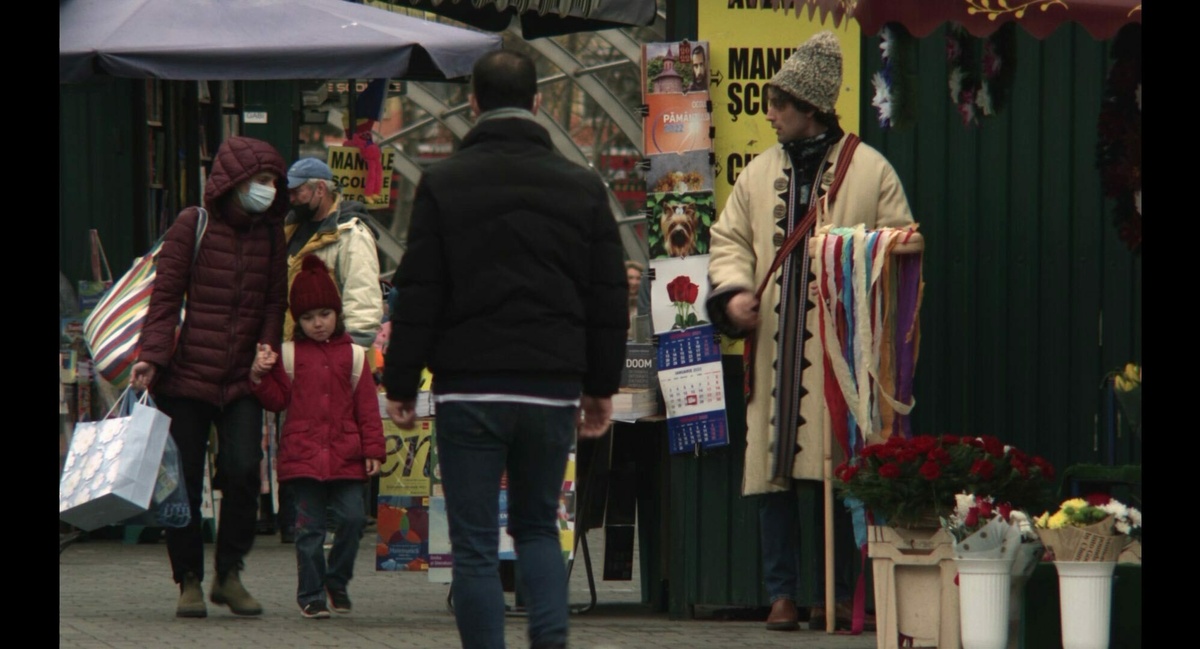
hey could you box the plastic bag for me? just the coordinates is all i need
[120,433,191,528]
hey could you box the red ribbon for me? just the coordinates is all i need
[343,131,383,196]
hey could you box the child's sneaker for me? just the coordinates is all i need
[300,601,331,619]
[327,588,352,614]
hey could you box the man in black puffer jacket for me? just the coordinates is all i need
[383,49,627,649]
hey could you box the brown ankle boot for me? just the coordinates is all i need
[765,598,799,631]
[175,572,207,618]
[210,569,263,616]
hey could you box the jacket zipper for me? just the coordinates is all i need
[224,230,245,404]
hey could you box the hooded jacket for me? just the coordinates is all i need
[251,333,386,482]
[137,136,289,407]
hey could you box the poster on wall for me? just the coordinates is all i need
[325,146,397,208]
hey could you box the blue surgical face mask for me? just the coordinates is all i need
[239,182,276,213]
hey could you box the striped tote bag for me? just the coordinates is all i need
[83,208,208,388]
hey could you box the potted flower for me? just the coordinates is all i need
[1034,494,1142,649]
[834,435,1056,649]
[940,494,1043,649]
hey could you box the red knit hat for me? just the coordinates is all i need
[290,254,342,319]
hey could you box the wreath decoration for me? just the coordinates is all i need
[1097,24,1141,254]
[871,23,917,129]
[946,22,1016,126]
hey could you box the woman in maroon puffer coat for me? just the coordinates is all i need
[130,135,289,619]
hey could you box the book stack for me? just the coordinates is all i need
[612,387,658,422]
[612,342,659,422]
[415,391,436,418]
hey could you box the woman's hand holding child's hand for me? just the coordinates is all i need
[250,343,278,384]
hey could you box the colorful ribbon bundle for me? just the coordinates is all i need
[812,224,923,461]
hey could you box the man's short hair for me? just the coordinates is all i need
[304,178,339,195]
[471,49,538,113]
[692,45,705,59]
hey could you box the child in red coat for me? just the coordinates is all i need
[251,254,385,619]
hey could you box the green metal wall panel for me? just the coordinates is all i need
[59,80,139,288]
[241,81,301,163]
[860,24,1142,475]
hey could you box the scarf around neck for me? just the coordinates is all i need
[782,124,845,185]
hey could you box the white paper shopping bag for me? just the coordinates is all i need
[59,388,172,531]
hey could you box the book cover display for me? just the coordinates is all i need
[376,417,433,571]
[641,40,728,454]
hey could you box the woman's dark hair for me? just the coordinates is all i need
[471,49,538,112]
[290,312,346,342]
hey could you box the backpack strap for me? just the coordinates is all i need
[194,208,209,259]
[281,340,365,389]
[282,341,295,380]
[350,343,365,388]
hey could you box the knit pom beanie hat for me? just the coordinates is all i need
[768,31,843,113]
[289,254,342,319]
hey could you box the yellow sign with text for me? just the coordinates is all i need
[326,146,396,208]
[699,4,860,355]
[699,5,861,211]
[379,418,432,497]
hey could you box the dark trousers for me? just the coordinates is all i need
[760,483,856,606]
[156,394,264,584]
[290,479,367,606]
[437,401,576,649]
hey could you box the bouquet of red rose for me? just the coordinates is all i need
[835,434,1056,527]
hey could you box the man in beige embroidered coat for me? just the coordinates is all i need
[706,31,914,632]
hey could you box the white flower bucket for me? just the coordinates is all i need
[1054,561,1116,649]
[956,558,1013,649]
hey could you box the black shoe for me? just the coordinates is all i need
[300,601,331,619]
[280,529,295,544]
[327,588,352,614]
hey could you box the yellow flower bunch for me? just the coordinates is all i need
[1112,363,1141,393]
[1036,498,1088,529]
[1035,495,1141,537]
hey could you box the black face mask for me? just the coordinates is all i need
[291,201,318,221]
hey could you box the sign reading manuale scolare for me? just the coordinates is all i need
[326,146,396,208]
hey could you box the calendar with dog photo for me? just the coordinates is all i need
[647,191,715,259]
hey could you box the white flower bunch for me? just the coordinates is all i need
[1100,499,1142,535]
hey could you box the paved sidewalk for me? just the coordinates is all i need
[60,527,880,649]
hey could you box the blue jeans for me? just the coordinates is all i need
[760,485,854,606]
[289,479,366,606]
[155,394,263,584]
[437,401,576,649]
